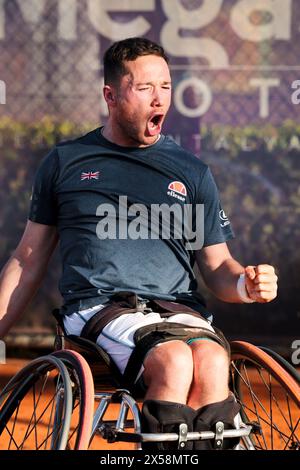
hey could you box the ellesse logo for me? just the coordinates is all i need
[167,181,187,201]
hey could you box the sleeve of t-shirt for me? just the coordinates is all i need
[197,166,234,247]
[28,148,59,226]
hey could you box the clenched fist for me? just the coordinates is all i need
[245,265,278,303]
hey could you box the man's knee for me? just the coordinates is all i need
[187,340,230,409]
[143,340,193,386]
[190,340,230,372]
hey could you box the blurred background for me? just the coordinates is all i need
[0,0,299,358]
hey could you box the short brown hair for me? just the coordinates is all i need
[103,37,169,85]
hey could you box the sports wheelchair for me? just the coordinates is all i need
[0,315,299,451]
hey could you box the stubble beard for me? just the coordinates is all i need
[115,111,155,147]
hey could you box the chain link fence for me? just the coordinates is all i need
[1,0,299,125]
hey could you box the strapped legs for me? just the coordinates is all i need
[141,396,240,450]
[141,339,240,449]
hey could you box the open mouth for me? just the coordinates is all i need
[147,113,164,136]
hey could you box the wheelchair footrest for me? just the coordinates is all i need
[97,424,253,445]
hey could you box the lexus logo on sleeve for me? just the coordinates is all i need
[219,209,230,227]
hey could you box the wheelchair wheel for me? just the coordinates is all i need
[0,356,73,450]
[51,350,94,449]
[230,341,300,450]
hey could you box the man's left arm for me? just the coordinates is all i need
[195,242,278,303]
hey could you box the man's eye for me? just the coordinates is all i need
[139,87,150,91]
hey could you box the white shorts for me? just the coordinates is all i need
[63,304,215,380]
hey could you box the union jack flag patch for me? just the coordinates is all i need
[80,171,100,180]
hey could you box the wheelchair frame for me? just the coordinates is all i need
[0,327,299,451]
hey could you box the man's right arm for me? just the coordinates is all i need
[0,220,58,338]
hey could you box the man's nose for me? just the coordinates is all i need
[151,88,163,106]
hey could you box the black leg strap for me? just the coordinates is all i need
[141,400,196,450]
[194,395,240,450]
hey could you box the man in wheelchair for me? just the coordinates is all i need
[0,37,278,450]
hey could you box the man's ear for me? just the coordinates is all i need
[103,85,116,106]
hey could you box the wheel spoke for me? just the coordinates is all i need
[0,356,74,450]
[283,418,300,450]
[7,402,21,450]
[231,341,300,450]
[19,387,64,447]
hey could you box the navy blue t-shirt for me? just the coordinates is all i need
[29,128,234,316]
